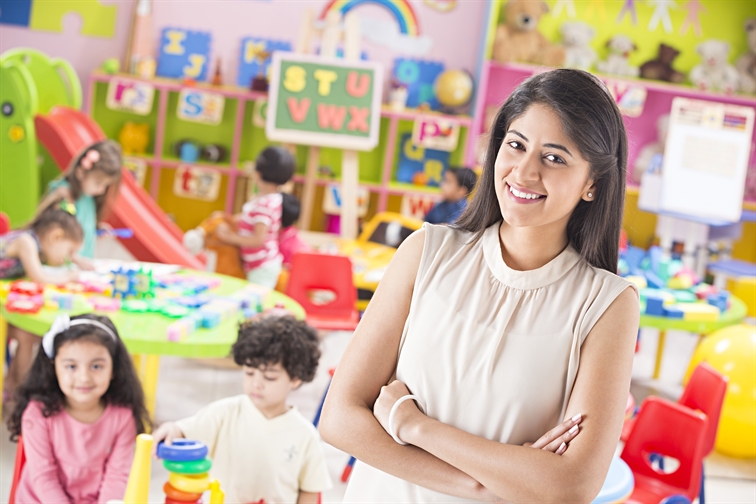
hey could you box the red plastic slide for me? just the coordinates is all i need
[34,106,204,269]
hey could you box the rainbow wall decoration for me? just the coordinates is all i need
[319,0,420,36]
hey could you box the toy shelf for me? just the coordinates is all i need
[87,71,472,231]
[469,61,756,199]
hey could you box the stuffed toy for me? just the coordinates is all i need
[640,44,685,83]
[632,114,669,184]
[560,21,597,71]
[183,214,246,279]
[597,35,639,77]
[690,40,740,93]
[492,0,565,67]
[736,18,756,94]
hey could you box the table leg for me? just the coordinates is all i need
[653,330,667,380]
[131,354,160,429]
[0,314,7,419]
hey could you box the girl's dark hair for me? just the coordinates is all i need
[255,146,296,185]
[233,316,320,383]
[8,314,150,441]
[29,198,84,243]
[281,192,301,229]
[456,69,627,273]
[64,140,123,220]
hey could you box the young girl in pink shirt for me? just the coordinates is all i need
[7,314,149,504]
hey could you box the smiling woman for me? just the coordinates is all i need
[319,69,640,503]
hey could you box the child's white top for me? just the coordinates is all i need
[344,222,635,502]
[176,394,331,503]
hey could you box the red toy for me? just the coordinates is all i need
[10,281,43,297]
[6,298,43,314]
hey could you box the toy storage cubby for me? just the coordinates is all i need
[88,72,473,232]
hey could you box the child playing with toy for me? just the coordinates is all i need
[1,200,84,399]
[216,146,295,289]
[152,315,332,504]
[424,167,478,225]
[7,314,149,504]
[40,140,123,267]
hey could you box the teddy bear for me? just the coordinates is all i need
[560,21,597,71]
[597,35,639,77]
[183,213,246,279]
[640,43,685,83]
[492,0,565,67]
[736,18,756,94]
[118,122,150,155]
[689,40,740,93]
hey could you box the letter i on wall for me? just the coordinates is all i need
[156,28,212,81]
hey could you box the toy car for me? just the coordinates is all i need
[329,212,423,311]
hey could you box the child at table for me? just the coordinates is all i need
[1,200,84,399]
[152,316,332,504]
[40,140,123,268]
[7,314,149,504]
[424,167,478,225]
[216,146,296,289]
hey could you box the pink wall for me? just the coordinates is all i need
[1,1,486,97]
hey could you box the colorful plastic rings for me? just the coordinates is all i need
[163,482,202,502]
[163,457,212,474]
[164,496,201,504]
[169,472,210,494]
[157,440,208,461]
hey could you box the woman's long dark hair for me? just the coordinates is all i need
[8,314,150,441]
[456,69,627,273]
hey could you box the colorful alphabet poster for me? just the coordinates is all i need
[411,116,460,151]
[322,184,370,217]
[176,89,225,125]
[105,78,155,115]
[266,53,383,151]
[173,165,221,201]
[123,157,148,187]
[157,28,211,81]
[237,38,291,88]
[392,59,444,110]
[395,133,450,186]
[401,194,438,220]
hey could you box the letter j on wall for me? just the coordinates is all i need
[265,53,384,151]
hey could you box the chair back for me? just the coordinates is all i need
[621,397,707,501]
[286,252,356,319]
[679,363,727,456]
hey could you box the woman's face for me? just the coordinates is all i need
[494,103,595,231]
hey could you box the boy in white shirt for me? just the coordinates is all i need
[153,316,332,504]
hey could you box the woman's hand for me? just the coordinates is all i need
[373,380,425,444]
[524,413,583,455]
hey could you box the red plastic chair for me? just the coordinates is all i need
[8,435,26,504]
[285,253,360,331]
[621,397,708,504]
[0,212,9,235]
[622,363,727,451]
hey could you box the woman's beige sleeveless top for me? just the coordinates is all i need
[344,222,634,502]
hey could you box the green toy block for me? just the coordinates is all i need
[30,0,116,38]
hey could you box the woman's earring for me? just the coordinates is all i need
[587,192,593,199]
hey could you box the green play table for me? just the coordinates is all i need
[0,268,304,418]
[639,296,747,379]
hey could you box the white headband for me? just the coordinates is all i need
[42,315,118,358]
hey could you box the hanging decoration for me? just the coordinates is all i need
[552,0,577,19]
[647,0,677,34]
[584,0,608,22]
[616,0,638,25]
[679,0,707,37]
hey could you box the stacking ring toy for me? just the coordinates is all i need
[157,440,208,461]
[169,472,210,494]
[163,457,212,474]
[163,482,202,502]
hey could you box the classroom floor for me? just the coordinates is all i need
[0,238,754,503]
